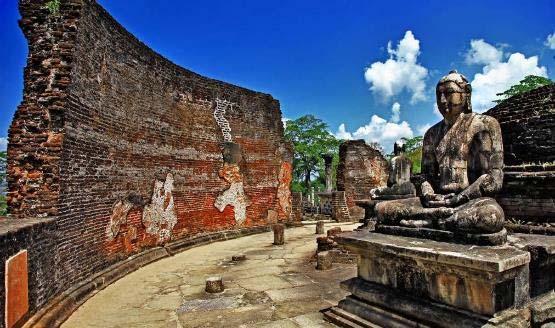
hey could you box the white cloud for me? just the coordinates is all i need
[465,39,503,65]
[335,123,353,140]
[364,31,428,104]
[390,102,401,123]
[471,51,547,111]
[432,103,443,119]
[417,124,432,136]
[0,138,6,151]
[281,117,290,129]
[335,115,413,153]
[545,33,555,50]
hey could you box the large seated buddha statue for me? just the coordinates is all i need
[375,70,506,244]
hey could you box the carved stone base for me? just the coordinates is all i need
[376,224,508,246]
[325,231,532,328]
[323,278,531,328]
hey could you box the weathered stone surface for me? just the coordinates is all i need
[322,154,334,192]
[331,191,351,222]
[205,277,224,293]
[375,71,506,240]
[316,221,325,235]
[6,250,29,328]
[290,192,303,223]
[335,231,530,317]
[326,227,342,237]
[336,140,388,220]
[60,224,357,328]
[273,224,285,245]
[509,234,555,297]
[337,231,529,272]
[316,251,332,270]
[232,254,247,262]
[370,143,416,201]
[325,277,532,328]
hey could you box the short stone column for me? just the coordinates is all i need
[205,276,224,293]
[232,254,246,262]
[316,220,325,234]
[317,251,332,270]
[273,224,285,245]
[327,226,342,237]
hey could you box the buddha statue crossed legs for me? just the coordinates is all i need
[375,70,506,243]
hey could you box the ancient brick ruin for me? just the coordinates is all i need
[2,0,292,326]
[485,85,555,222]
[336,140,389,221]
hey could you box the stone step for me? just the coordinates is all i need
[329,306,382,328]
[322,307,367,328]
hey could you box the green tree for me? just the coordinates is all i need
[391,136,423,174]
[284,115,340,193]
[494,75,553,103]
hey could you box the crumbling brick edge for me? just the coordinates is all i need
[20,224,288,328]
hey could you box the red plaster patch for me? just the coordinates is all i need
[5,250,29,328]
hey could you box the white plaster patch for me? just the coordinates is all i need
[214,181,248,225]
[106,199,133,240]
[214,98,235,142]
[142,173,178,243]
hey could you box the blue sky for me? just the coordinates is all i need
[1,0,554,152]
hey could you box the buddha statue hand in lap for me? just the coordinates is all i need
[375,70,505,242]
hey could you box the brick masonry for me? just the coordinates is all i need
[336,140,388,220]
[485,86,555,221]
[485,85,555,165]
[4,0,292,326]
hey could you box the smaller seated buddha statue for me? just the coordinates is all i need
[370,142,416,200]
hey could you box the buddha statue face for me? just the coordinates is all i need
[436,70,472,125]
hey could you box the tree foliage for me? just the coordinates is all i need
[494,75,553,103]
[391,136,423,174]
[284,115,340,194]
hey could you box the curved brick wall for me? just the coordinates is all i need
[4,0,292,325]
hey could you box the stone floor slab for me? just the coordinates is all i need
[61,223,358,328]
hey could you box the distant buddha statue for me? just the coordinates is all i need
[375,70,506,243]
[370,141,415,200]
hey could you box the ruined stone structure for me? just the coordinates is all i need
[2,1,292,327]
[485,85,555,222]
[336,140,389,220]
[485,85,555,166]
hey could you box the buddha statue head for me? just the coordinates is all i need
[393,141,406,156]
[436,70,472,124]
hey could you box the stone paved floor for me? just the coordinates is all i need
[62,223,358,328]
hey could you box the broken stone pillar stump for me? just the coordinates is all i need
[273,224,284,245]
[205,276,224,293]
[317,236,334,252]
[324,231,531,328]
[317,251,332,270]
[326,226,342,237]
[316,220,325,234]
[232,254,247,262]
